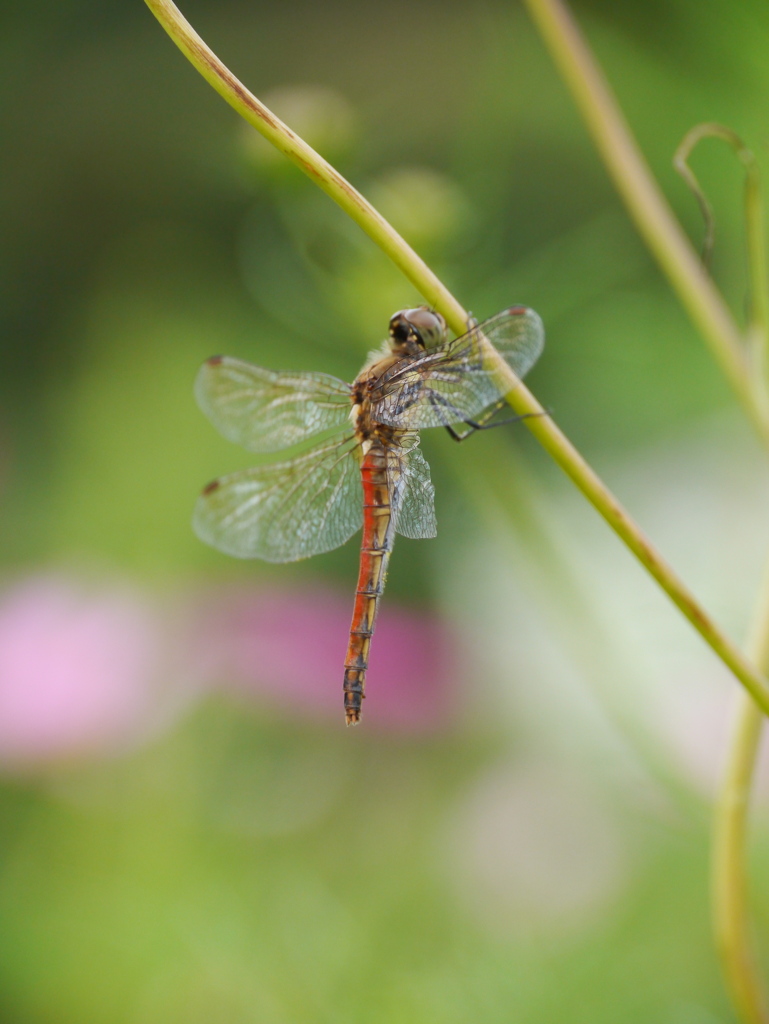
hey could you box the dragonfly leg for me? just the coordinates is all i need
[445,410,547,443]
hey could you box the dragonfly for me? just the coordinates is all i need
[194,305,544,725]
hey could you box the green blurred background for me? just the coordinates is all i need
[2,0,769,1020]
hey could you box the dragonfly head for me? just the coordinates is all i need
[388,307,446,355]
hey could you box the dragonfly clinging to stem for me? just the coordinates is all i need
[194,306,544,724]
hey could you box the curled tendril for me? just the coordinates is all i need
[674,124,768,354]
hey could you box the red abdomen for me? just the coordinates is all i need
[343,443,395,725]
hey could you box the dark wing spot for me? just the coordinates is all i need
[202,479,221,496]
[206,355,224,366]
[506,306,528,316]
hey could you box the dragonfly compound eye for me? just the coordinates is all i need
[388,313,412,345]
[389,307,447,349]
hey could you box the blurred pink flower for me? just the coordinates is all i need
[200,586,456,732]
[0,575,165,766]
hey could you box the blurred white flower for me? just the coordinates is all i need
[445,760,628,936]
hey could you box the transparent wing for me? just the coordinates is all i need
[193,435,363,562]
[370,306,544,430]
[196,356,352,453]
[388,440,437,540]
[480,305,545,380]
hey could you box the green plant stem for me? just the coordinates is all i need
[713,565,769,1024]
[713,695,766,1024]
[144,0,769,713]
[521,0,769,442]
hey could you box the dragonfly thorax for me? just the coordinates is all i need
[388,307,447,356]
[352,394,401,447]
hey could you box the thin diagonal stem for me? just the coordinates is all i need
[521,0,769,445]
[144,0,769,712]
